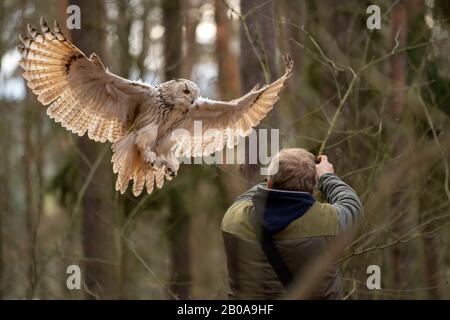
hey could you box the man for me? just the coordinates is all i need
[222,148,363,299]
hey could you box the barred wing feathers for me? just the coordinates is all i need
[172,55,293,157]
[17,17,152,143]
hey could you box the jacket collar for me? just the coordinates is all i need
[252,186,315,234]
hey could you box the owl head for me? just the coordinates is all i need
[159,79,200,109]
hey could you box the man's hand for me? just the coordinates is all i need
[316,155,334,178]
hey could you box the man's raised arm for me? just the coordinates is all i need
[316,156,363,231]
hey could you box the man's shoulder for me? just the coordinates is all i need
[222,199,339,241]
[275,202,339,239]
[222,199,257,240]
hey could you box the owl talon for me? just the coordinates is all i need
[144,150,157,167]
[165,166,177,178]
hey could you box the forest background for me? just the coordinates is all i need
[0,0,449,299]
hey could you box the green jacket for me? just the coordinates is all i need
[222,173,363,299]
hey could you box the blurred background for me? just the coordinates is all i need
[0,0,449,299]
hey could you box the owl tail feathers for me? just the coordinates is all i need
[111,132,163,197]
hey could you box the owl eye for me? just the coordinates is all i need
[183,89,191,95]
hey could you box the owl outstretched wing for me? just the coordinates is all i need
[18,17,153,143]
[171,54,293,157]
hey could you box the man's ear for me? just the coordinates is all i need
[267,179,273,189]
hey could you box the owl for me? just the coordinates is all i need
[18,18,293,196]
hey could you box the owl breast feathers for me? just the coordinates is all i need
[18,17,294,196]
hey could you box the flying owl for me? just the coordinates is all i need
[17,18,293,196]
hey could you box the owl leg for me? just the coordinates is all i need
[153,134,179,178]
[135,125,158,167]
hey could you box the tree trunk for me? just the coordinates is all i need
[22,94,38,298]
[163,0,183,80]
[181,0,199,79]
[389,0,410,294]
[115,0,136,299]
[213,0,243,201]
[137,0,151,79]
[162,0,192,300]
[117,0,132,79]
[20,1,43,297]
[69,0,119,300]
[0,102,12,299]
[214,0,240,100]
[239,0,279,185]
